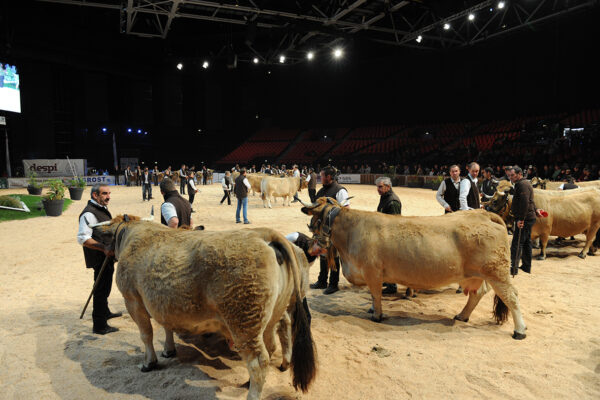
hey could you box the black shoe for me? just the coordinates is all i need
[93,325,119,335]
[244,221,251,224]
[236,220,241,224]
[191,210,196,213]
[519,266,531,274]
[323,285,339,295]
[310,281,327,289]
[107,312,122,320]
[382,286,397,295]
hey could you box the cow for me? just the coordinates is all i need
[90,216,317,400]
[530,177,547,189]
[261,177,308,208]
[531,178,600,190]
[299,197,527,340]
[246,173,266,196]
[485,187,600,259]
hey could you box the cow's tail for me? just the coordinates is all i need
[260,179,266,200]
[268,238,317,393]
[493,295,509,324]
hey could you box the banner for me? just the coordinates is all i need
[23,159,86,177]
[337,174,361,184]
[8,175,115,188]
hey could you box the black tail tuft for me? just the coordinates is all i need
[493,295,509,324]
[291,296,317,393]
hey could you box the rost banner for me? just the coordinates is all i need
[23,159,86,177]
[7,175,115,188]
[337,174,361,184]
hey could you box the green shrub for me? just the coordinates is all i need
[0,195,22,209]
[28,171,43,188]
[68,177,87,188]
[44,179,66,201]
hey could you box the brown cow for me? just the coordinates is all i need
[300,197,527,340]
[92,216,317,400]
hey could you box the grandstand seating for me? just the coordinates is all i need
[279,141,335,163]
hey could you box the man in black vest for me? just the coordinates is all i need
[141,166,153,201]
[187,171,199,212]
[376,176,402,295]
[160,178,192,228]
[459,162,481,211]
[436,164,462,213]
[234,168,251,224]
[77,184,121,334]
[306,168,318,203]
[480,167,499,202]
[309,166,349,295]
[179,164,187,195]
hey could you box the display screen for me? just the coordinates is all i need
[0,62,21,113]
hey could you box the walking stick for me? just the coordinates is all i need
[80,255,112,319]
[511,225,523,277]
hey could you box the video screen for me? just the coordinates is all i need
[0,62,21,113]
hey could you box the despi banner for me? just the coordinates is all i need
[23,159,86,177]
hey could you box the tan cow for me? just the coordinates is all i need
[531,178,600,190]
[261,177,308,208]
[485,187,600,259]
[92,216,317,400]
[299,197,527,340]
[246,173,267,196]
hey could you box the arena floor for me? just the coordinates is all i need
[1,183,599,399]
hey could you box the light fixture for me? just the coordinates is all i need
[307,51,314,60]
[176,63,183,70]
[253,57,259,64]
[144,132,148,135]
[267,70,271,74]
[416,35,423,43]
[127,128,132,133]
[333,48,343,58]
[468,13,475,21]
[202,61,209,69]
[102,127,107,132]
[279,55,285,63]
[137,129,142,134]
[443,23,451,30]
[498,1,505,9]
[255,114,259,119]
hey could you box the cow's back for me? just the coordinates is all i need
[533,188,600,237]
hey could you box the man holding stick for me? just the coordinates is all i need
[77,184,121,334]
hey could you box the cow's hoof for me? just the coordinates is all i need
[140,361,157,372]
[367,306,374,313]
[161,349,177,358]
[370,315,383,323]
[453,315,469,323]
[532,244,540,249]
[578,252,586,259]
[239,380,250,389]
[588,251,596,256]
[278,364,289,372]
[536,255,546,261]
[512,331,527,340]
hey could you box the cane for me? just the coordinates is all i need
[80,254,112,319]
[511,225,523,277]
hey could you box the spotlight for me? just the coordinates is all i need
[137,129,142,134]
[416,35,423,43]
[307,51,314,60]
[279,55,285,63]
[468,13,475,21]
[333,48,343,58]
[498,1,505,9]
[268,70,271,75]
[144,132,147,135]
[202,61,209,69]
[255,114,259,119]
[127,128,132,133]
[176,63,183,70]
[253,57,259,64]
[102,127,107,132]
[443,23,451,30]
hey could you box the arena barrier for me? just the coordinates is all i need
[6,175,117,188]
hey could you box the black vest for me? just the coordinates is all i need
[377,190,402,215]
[443,178,461,212]
[234,175,248,198]
[79,201,112,268]
[316,181,347,200]
[466,177,481,209]
[308,172,317,190]
[187,178,195,192]
[161,191,192,227]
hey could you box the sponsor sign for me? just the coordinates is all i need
[337,174,361,184]
[8,175,115,188]
[22,159,86,177]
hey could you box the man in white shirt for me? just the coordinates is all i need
[459,162,481,211]
[291,165,301,203]
[436,164,462,213]
[187,171,199,212]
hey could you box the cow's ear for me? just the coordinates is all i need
[301,206,313,215]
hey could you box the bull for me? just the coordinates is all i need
[261,177,307,208]
[299,197,527,340]
[91,216,317,400]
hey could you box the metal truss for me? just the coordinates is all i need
[36,0,598,58]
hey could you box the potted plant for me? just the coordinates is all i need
[68,177,86,200]
[431,175,444,191]
[27,171,43,195]
[42,179,66,216]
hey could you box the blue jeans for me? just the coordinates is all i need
[236,197,248,222]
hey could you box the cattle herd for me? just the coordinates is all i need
[85,175,600,400]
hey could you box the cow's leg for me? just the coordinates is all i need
[365,275,384,322]
[263,325,277,359]
[454,280,489,322]
[580,223,600,258]
[537,232,549,260]
[161,328,177,358]
[123,295,158,371]
[240,342,270,400]
[276,312,292,371]
[486,279,527,340]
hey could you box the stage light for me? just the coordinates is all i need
[202,61,209,69]
[416,35,423,43]
[498,1,505,9]
[255,114,259,119]
[267,70,271,74]
[176,63,183,70]
[137,129,142,134]
[468,13,475,21]
[333,48,343,58]
[279,55,285,63]
[443,23,451,30]
[307,51,314,60]
[144,132,148,135]
[127,128,132,133]
[253,57,259,64]
[102,127,107,132]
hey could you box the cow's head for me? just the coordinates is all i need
[531,177,547,189]
[496,180,514,194]
[88,208,154,258]
[485,190,510,214]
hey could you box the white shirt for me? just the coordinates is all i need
[143,172,149,184]
[336,188,350,206]
[293,169,300,178]
[222,176,232,190]
[436,178,461,210]
[305,175,311,183]
[161,202,178,225]
[77,199,107,245]
[285,232,300,242]
[459,174,479,210]
[243,177,251,189]
[188,179,197,191]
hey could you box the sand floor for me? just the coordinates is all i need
[1,183,599,399]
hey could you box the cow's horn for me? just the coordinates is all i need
[142,205,154,221]
[88,220,111,228]
[293,194,313,208]
[340,196,354,207]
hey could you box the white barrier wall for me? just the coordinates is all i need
[8,175,116,188]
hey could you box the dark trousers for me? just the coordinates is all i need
[189,191,195,205]
[221,190,231,205]
[309,188,317,203]
[92,261,115,329]
[317,255,340,287]
[180,178,186,194]
[142,183,152,200]
[203,176,207,185]
[511,219,535,272]
[153,175,158,186]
